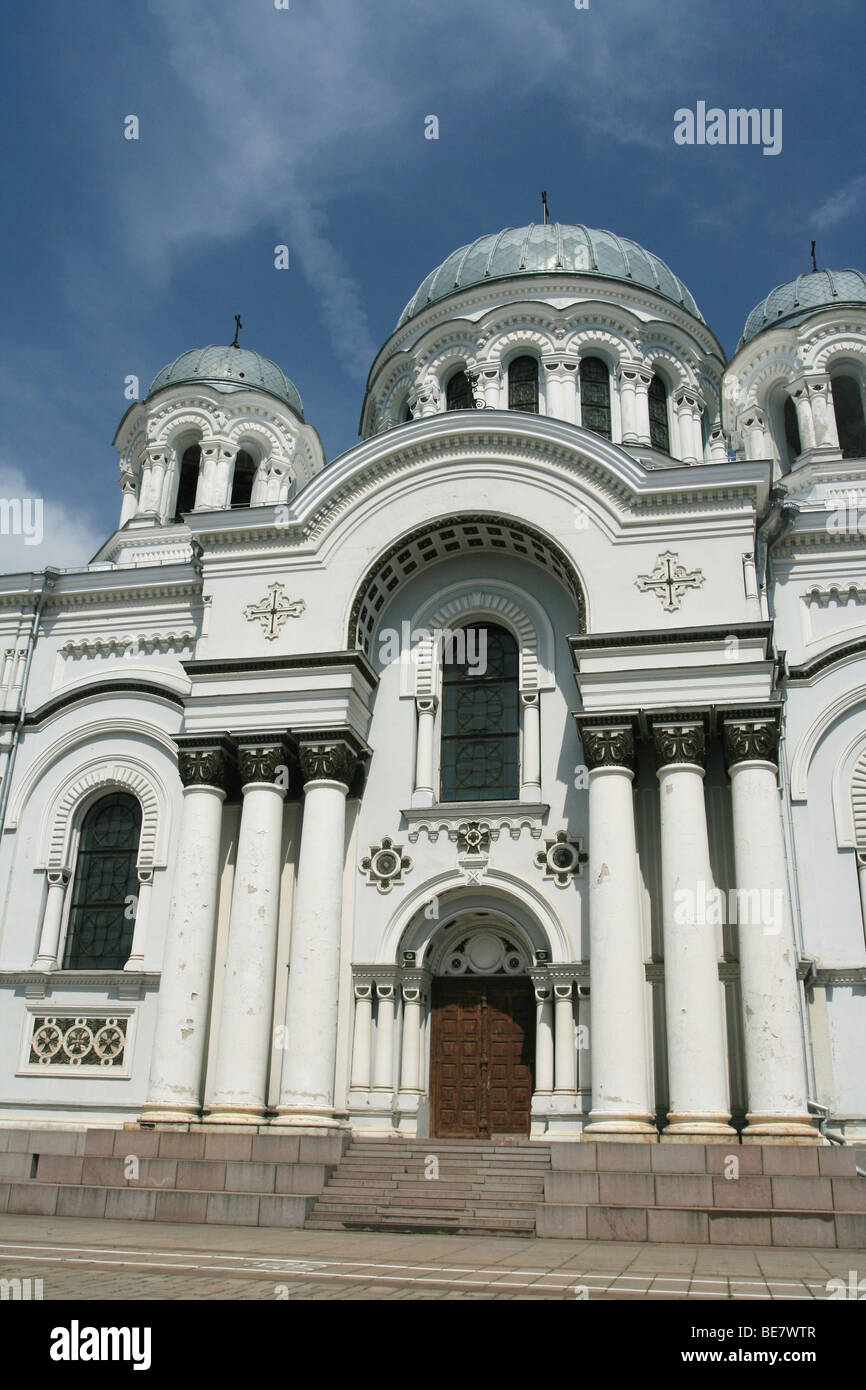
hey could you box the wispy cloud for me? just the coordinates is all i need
[812,172,866,232]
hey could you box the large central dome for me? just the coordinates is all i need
[397,222,704,328]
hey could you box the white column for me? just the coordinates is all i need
[653,722,735,1139]
[208,742,287,1125]
[559,363,578,424]
[119,474,138,526]
[520,692,541,800]
[276,739,356,1128]
[198,437,236,509]
[373,983,396,1095]
[725,720,819,1142]
[350,984,373,1091]
[632,370,653,446]
[858,853,866,950]
[412,697,437,807]
[580,723,656,1138]
[140,447,169,514]
[534,984,554,1094]
[123,867,153,971]
[481,367,501,409]
[810,377,841,449]
[33,871,70,970]
[399,984,424,1094]
[742,409,771,460]
[140,746,230,1123]
[542,362,562,419]
[675,391,701,464]
[616,363,640,443]
[553,984,576,1094]
[791,383,817,452]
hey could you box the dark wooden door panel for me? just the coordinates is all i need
[430,977,534,1138]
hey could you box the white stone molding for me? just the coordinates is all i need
[58,631,196,659]
[6,723,178,838]
[408,582,554,699]
[791,687,866,800]
[376,873,571,968]
[402,802,547,844]
[43,761,165,871]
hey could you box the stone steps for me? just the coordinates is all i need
[305,1137,549,1234]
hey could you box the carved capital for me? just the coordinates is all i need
[652,722,706,769]
[237,741,290,787]
[299,738,357,787]
[580,724,635,772]
[723,718,779,770]
[177,745,233,792]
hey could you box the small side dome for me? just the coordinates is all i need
[739,269,866,349]
[149,344,304,419]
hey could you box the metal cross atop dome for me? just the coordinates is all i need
[231,314,243,348]
[541,191,550,225]
[811,240,818,274]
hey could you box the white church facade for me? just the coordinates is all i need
[1,223,865,1146]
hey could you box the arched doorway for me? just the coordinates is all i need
[427,917,535,1139]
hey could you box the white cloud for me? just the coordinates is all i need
[0,465,104,574]
[812,172,866,232]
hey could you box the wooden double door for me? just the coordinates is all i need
[430,976,535,1138]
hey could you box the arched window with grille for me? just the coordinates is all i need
[648,374,670,454]
[831,375,866,459]
[508,356,539,413]
[440,624,520,802]
[784,395,802,466]
[62,793,142,970]
[579,357,611,439]
[173,444,201,519]
[230,449,256,507]
[446,370,474,411]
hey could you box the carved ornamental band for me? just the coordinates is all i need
[652,722,706,769]
[723,719,780,770]
[581,725,635,772]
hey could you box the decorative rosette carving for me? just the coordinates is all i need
[534,830,588,887]
[359,837,413,893]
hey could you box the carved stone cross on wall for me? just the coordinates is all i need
[635,551,704,613]
[243,582,306,640]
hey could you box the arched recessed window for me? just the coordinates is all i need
[230,450,256,507]
[783,395,802,465]
[579,357,611,439]
[832,375,866,459]
[648,374,670,454]
[63,793,142,970]
[508,356,539,413]
[446,370,474,411]
[174,445,201,520]
[440,624,519,803]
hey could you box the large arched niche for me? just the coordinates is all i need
[346,513,587,657]
[376,875,571,967]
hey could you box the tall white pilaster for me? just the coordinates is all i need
[653,721,735,1140]
[724,719,818,1143]
[520,692,541,800]
[208,741,287,1125]
[579,722,656,1138]
[276,737,358,1129]
[141,743,231,1124]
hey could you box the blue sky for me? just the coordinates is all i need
[0,0,862,568]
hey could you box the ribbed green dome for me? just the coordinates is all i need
[739,269,866,349]
[397,223,705,327]
[149,345,304,418]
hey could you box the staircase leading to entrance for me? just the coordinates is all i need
[306,1137,551,1235]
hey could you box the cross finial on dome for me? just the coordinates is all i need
[810,240,818,274]
[231,313,243,348]
[541,191,550,225]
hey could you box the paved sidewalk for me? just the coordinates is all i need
[0,1214,862,1299]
